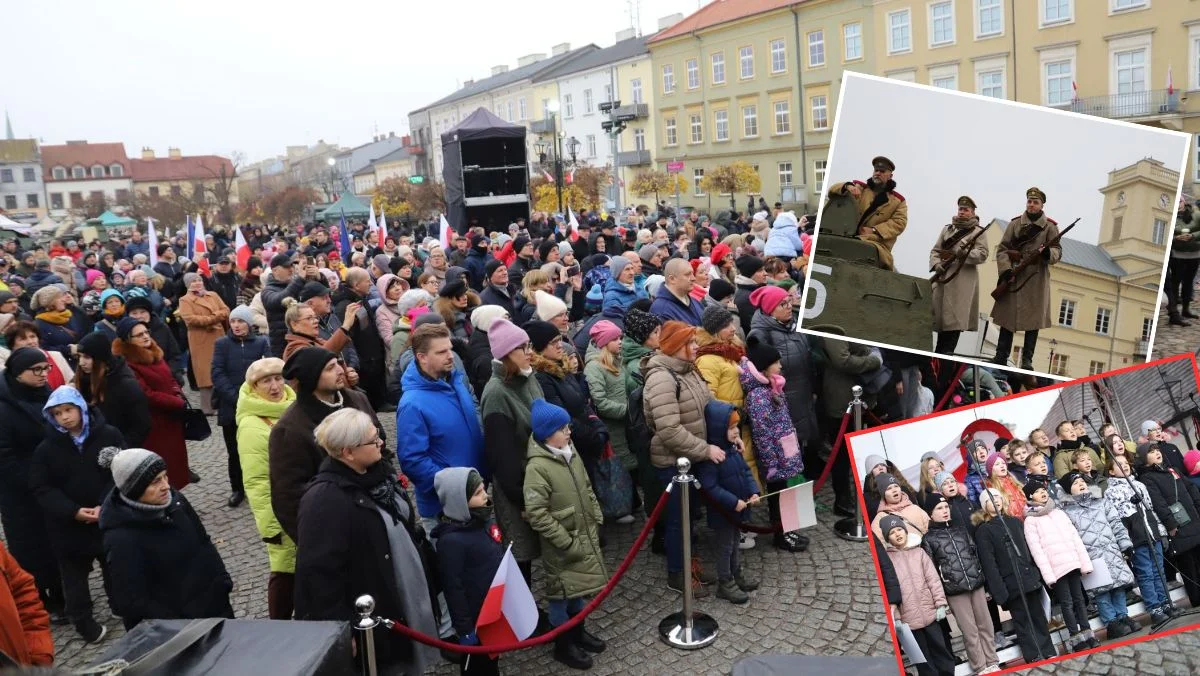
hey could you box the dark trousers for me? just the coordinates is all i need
[993,328,1039,368]
[0,485,63,612]
[934,330,961,355]
[657,465,699,575]
[461,654,500,676]
[358,357,388,410]
[1166,257,1200,309]
[267,571,295,620]
[61,553,111,624]
[712,522,740,580]
[221,423,243,493]
[1052,569,1088,635]
[1004,591,1056,663]
[1169,546,1200,607]
[911,623,956,676]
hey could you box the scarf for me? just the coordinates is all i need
[119,492,172,513]
[338,460,405,525]
[1024,210,1044,223]
[546,442,574,465]
[36,310,73,325]
[103,308,124,320]
[950,215,979,229]
[531,352,569,379]
[696,340,744,364]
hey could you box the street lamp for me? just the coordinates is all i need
[1048,338,1058,373]
[325,157,338,202]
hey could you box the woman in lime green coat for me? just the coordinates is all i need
[235,357,297,619]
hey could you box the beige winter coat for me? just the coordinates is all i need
[930,219,989,332]
[887,543,947,630]
[827,180,908,270]
[178,291,230,388]
[643,353,713,469]
[989,213,1061,332]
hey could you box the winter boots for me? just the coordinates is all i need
[553,615,606,670]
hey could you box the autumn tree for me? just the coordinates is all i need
[373,178,413,219]
[80,193,113,220]
[407,180,446,219]
[570,165,610,211]
[700,161,762,211]
[631,169,687,204]
[258,186,319,225]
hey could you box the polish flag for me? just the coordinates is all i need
[378,208,388,244]
[565,167,575,185]
[235,226,251,271]
[541,168,555,184]
[147,218,160,267]
[438,213,453,251]
[193,214,210,276]
[1168,64,1174,96]
[367,203,378,244]
[1071,80,1078,101]
[777,482,817,532]
[567,207,581,242]
[475,545,538,650]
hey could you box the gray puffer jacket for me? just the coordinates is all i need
[1060,491,1135,593]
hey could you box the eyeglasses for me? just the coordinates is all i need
[28,365,52,375]
[360,437,384,448]
[523,342,534,353]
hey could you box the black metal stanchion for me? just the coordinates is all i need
[354,594,380,676]
[658,457,719,649]
[834,385,868,542]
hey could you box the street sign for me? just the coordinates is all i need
[666,161,684,173]
[409,176,425,184]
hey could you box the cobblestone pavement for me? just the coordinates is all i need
[1149,301,1200,362]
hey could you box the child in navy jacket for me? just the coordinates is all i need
[695,400,760,605]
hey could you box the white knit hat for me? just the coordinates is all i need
[535,290,568,321]
[471,305,509,333]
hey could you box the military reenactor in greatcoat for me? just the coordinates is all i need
[930,195,989,355]
[826,156,908,271]
[990,187,1061,370]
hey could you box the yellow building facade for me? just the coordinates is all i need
[868,0,1200,198]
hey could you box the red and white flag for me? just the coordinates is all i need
[438,213,453,251]
[1071,80,1078,101]
[1168,64,1175,95]
[193,214,210,276]
[146,218,160,267]
[367,203,378,244]
[541,168,555,184]
[235,226,251,271]
[378,208,388,244]
[567,207,581,242]
[777,482,816,532]
[565,167,575,185]
[475,545,538,650]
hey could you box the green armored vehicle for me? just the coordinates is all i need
[802,192,933,351]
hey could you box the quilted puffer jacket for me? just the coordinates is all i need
[643,353,713,469]
[885,541,946,630]
[922,520,985,596]
[1023,498,1093,585]
[1103,475,1166,549]
[1060,491,1134,593]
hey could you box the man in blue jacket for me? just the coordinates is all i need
[649,258,704,326]
[396,322,486,538]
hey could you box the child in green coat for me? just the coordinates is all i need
[523,399,607,671]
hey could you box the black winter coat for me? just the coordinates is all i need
[733,282,761,336]
[81,358,152,447]
[207,271,241,313]
[873,533,901,606]
[922,520,984,596]
[210,333,270,426]
[100,488,233,630]
[1138,463,1200,556]
[974,514,1043,607]
[465,329,494,398]
[507,256,537,289]
[0,373,51,492]
[146,317,182,370]
[294,458,419,668]
[333,288,386,364]
[260,275,306,357]
[430,519,504,637]
[479,284,517,318]
[29,417,124,557]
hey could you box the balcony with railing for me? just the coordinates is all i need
[1134,339,1149,358]
[615,149,651,166]
[1069,89,1182,120]
[613,103,649,119]
[529,119,556,134]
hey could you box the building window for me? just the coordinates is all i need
[149,186,160,198]
[778,162,794,187]
[714,110,730,141]
[171,185,182,197]
[977,0,1003,37]
[773,101,791,134]
[192,183,205,199]
[604,84,613,104]
[844,23,863,60]
[583,89,593,113]
[91,165,105,178]
[931,2,954,46]
[22,167,35,182]
[814,159,828,189]
[739,47,754,79]
[711,53,726,85]
[807,31,825,67]
[770,39,787,73]
[1112,0,1146,9]
[50,193,63,209]
[586,135,596,159]
[0,169,11,183]
[888,10,911,54]
[506,101,514,121]
[694,168,705,195]
[933,75,957,89]
[519,97,528,121]
[1095,307,1112,335]
[110,164,123,177]
[690,114,703,143]
[1058,298,1076,326]
[631,79,643,104]
[1115,49,1146,96]
[743,105,758,137]
[72,166,85,179]
[665,117,678,146]
[542,99,551,118]
[563,94,574,118]
[634,129,645,151]
[1142,317,1153,340]
[115,189,130,204]
[1043,0,1072,24]
[1089,361,1106,376]
[810,95,829,129]
[52,167,65,180]
[1049,354,1070,377]
[662,66,675,94]
[1046,60,1073,105]
[1153,218,1167,245]
[2,196,14,210]
[26,193,38,208]
[979,69,1004,97]
[69,192,82,207]
[686,59,699,89]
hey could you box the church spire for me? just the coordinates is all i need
[4,110,12,140]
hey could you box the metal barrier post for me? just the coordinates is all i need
[974,365,983,404]
[354,594,380,676]
[834,385,868,542]
[658,457,719,649]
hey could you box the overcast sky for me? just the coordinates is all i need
[3,0,707,163]
[822,73,1190,277]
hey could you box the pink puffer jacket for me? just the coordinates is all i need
[886,543,946,630]
[1023,499,1092,585]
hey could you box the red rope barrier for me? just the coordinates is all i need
[387,484,673,654]
[813,410,851,494]
[934,362,969,412]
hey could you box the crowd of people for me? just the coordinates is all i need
[869,420,1200,675]
[0,203,964,674]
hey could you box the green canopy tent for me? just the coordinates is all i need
[317,192,371,222]
[91,210,137,227]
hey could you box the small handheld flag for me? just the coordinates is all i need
[193,215,210,276]
[234,226,251,271]
[337,210,352,257]
[147,218,160,268]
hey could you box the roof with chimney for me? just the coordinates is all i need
[532,36,649,81]
[0,139,39,164]
[41,142,131,181]
[415,44,600,112]
[130,154,235,182]
[648,0,806,43]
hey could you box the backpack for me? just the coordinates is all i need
[626,367,681,460]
